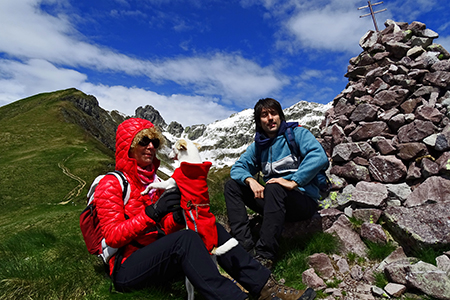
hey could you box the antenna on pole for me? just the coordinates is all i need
[358,1,387,32]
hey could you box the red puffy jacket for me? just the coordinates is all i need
[94,118,184,274]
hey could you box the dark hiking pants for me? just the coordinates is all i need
[114,223,271,300]
[224,179,318,260]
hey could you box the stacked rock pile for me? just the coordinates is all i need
[285,20,450,299]
[315,20,450,259]
[320,19,450,187]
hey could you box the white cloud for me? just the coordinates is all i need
[261,0,372,54]
[80,83,235,126]
[109,9,147,18]
[0,0,287,109]
[298,69,339,83]
[150,54,288,106]
[0,56,235,126]
[0,0,79,62]
[0,58,87,106]
[285,9,370,53]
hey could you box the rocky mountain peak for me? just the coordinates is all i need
[59,89,125,151]
[167,121,184,137]
[135,105,167,129]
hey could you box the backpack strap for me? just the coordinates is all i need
[86,170,129,206]
[107,171,130,205]
[254,143,262,171]
[284,127,300,158]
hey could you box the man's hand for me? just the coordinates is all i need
[245,177,265,199]
[266,178,298,190]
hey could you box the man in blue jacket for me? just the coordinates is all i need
[224,98,329,269]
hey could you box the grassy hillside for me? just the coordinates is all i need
[0,90,118,299]
[0,89,338,300]
[0,89,232,299]
[0,89,115,231]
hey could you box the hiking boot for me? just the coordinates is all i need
[258,275,316,300]
[242,239,255,252]
[254,254,274,270]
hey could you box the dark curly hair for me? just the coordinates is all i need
[253,98,285,133]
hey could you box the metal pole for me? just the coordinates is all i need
[358,1,386,32]
[367,1,379,32]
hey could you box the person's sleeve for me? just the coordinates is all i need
[95,175,155,248]
[290,127,329,187]
[230,142,260,185]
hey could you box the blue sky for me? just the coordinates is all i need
[1,0,449,126]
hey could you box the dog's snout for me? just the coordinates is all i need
[168,150,177,160]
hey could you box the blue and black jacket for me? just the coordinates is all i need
[230,121,329,201]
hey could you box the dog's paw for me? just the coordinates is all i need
[140,185,153,195]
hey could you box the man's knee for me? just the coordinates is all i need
[263,183,287,212]
[263,183,285,199]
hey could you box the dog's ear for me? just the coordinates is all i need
[193,142,201,150]
[176,139,188,151]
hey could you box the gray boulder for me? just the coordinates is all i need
[360,222,388,244]
[404,176,450,206]
[352,181,388,207]
[368,155,407,183]
[384,202,450,252]
[397,120,436,143]
[385,261,450,300]
[308,253,335,280]
[325,215,367,257]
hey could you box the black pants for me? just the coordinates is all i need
[114,223,271,300]
[224,179,318,260]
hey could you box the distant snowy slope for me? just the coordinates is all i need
[154,101,331,174]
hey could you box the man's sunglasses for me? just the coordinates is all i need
[138,136,160,148]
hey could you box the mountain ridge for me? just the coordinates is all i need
[135,99,331,173]
[0,88,117,211]
[2,88,330,175]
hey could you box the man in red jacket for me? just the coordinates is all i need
[94,117,316,300]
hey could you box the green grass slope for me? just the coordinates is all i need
[0,89,115,227]
[0,89,219,299]
[0,89,339,300]
[0,89,123,299]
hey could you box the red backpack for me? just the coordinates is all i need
[79,171,130,263]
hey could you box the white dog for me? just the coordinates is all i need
[142,138,238,299]
[141,138,202,191]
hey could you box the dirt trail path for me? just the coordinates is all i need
[58,153,86,204]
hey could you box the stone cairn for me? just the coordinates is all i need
[283,20,450,299]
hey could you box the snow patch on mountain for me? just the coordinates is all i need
[156,101,331,174]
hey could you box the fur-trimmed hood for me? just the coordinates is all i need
[115,118,160,184]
